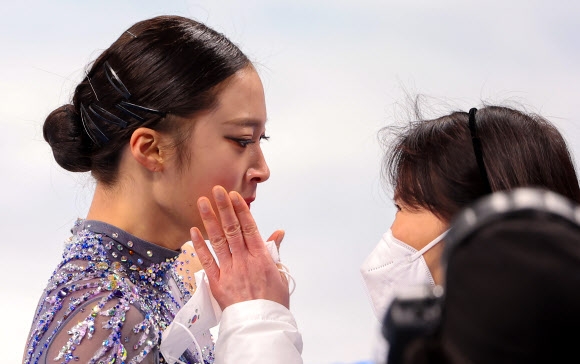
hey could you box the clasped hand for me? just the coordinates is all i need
[190,185,289,310]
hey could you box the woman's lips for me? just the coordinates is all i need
[244,197,255,209]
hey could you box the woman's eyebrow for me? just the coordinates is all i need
[223,118,268,128]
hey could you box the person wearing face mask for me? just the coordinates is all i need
[383,187,580,364]
[360,105,580,361]
[185,103,580,364]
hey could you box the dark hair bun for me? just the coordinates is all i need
[43,104,93,172]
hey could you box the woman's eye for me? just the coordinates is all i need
[227,134,269,148]
[227,137,255,148]
[394,203,402,211]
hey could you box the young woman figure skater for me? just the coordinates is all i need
[24,15,296,364]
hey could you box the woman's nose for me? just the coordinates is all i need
[247,148,270,183]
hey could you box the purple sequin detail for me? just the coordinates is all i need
[23,219,214,364]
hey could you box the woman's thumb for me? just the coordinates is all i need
[267,229,285,252]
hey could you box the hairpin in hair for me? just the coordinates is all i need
[115,103,145,122]
[103,61,131,100]
[468,108,492,193]
[88,104,128,128]
[80,104,109,146]
[85,70,100,101]
[102,62,166,118]
[125,30,137,38]
[118,101,167,117]
[78,61,168,146]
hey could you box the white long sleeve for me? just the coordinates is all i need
[216,299,303,363]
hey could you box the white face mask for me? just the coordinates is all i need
[160,239,295,363]
[360,228,448,321]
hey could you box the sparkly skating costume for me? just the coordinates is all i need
[24,219,214,364]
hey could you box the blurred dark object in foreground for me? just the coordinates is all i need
[383,188,580,364]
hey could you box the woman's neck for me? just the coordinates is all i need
[86,182,186,251]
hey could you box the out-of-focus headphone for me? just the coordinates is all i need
[382,187,580,364]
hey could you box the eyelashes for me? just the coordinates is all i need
[229,138,254,147]
[227,135,270,148]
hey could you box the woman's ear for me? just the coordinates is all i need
[129,127,165,172]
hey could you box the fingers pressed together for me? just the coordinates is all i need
[190,185,290,310]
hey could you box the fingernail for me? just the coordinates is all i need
[190,227,199,239]
[213,186,226,202]
[229,191,240,204]
[198,198,210,213]
[190,227,202,241]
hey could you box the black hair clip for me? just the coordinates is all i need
[103,61,167,120]
[103,61,131,100]
[115,103,145,122]
[80,104,109,146]
[79,61,169,146]
[118,101,167,117]
[89,104,128,128]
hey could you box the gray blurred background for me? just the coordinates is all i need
[1,1,579,363]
